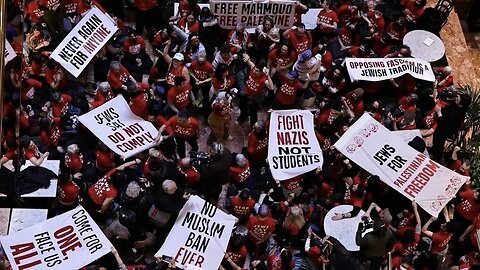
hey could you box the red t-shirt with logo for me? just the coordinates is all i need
[244,70,268,97]
[317,9,339,34]
[456,190,480,221]
[123,37,146,55]
[108,65,131,90]
[230,196,255,221]
[65,153,84,173]
[57,180,80,205]
[229,161,251,183]
[246,215,276,244]
[189,60,214,81]
[167,83,192,109]
[268,49,297,70]
[164,116,199,138]
[276,75,302,105]
[88,168,118,205]
[287,31,312,53]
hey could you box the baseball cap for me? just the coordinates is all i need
[173,53,184,61]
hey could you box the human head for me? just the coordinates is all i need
[188,33,200,47]
[236,154,247,167]
[236,22,245,33]
[352,88,364,100]
[253,120,265,133]
[110,171,127,189]
[197,51,206,64]
[214,63,229,80]
[398,45,411,57]
[294,22,306,36]
[299,49,312,62]
[172,53,184,67]
[262,16,274,31]
[174,76,187,87]
[125,181,141,199]
[258,204,269,218]
[239,188,250,201]
[110,61,121,73]
[177,109,189,122]
[162,180,177,194]
[66,144,79,155]
[97,82,111,92]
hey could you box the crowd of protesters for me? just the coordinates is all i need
[0,0,477,269]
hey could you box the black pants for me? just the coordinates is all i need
[135,8,157,36]
[192,82,212,119]
[175,136,199,159]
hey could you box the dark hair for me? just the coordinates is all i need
[110,171,127,189]
[58,171,72,183]
[20,135,31,149]
[294,22,305,28]
[214,63,229,81]
[174,76,187,87]
[255,60,266,71]
[262,16,274,28]
[149,159,162,171]
[239,188,250,201]
[400,229,415,244]
[229,234,244,251]
[280,249,292,270]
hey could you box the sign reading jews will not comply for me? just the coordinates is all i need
[268,110,323,181]
[155,195,237,270]
[210,0,296,29]
[0,206,113,270]
[51,7,117,77]
[78,96,159,159]
[345,58,435,82]
[334,113,469,217]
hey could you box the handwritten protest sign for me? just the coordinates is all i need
[0,206,112,270]
[210,0,296,29]
[155,196,237,270]
[268,110,323,180]
[345,58,435,82]
[334,113,469,216]
[51,7,117,77]
[78,96,158,159]
[4,39,16,65]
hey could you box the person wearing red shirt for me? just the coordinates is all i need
[229,188,255,224]
[372,34,393,57]
[336,3,359,27]
[280,175,304,197]
[365,7,385,35]
[392,202,421,268]
[246,205,276,248]
[20,78,42,103]
[0,138,17,167]
[167,76,194,114]
[315,0,339,43]
[45,59,68,91]
[123,32,146,56]
[177,14,200,34]
[273,70,306,110]
[177,0,201,18]
[282,23,312,53]
[96,143,116,171]
[225,235,248,266]
[237,56,273,125]
[20,135,49,166]
[385,18,408,43]
[122,31,153,82]
[455,188,480,223]
[247,121,269,167]
[51,92,72,125]
[158,110,199,158]
[127,82,150,119]
[162,43,190,89]
[229,154,251,189]
[25,0,45,24]
[85,84,106,109]
[450,147,470,177]
[133,0,157,35]
[64,144,84,174]
[85,159,139,214]
[189,53,214,117]
[434,66,454,95]
[57,171,80,209]
[342,88,365,117]
[62,0,80,32]
[404,0,426,24]
[177,158,200,186]
[422,215,453,256]
[107,61,136,94]
[392,110,417,131]
[228,23,251,53]
[267,41,297,77]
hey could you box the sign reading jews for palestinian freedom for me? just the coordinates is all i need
[78,95,158,159]
[155,195,237,270]
[51,7,117,77]
[268,110,324,181]
[334,113,469,217]
[210,0,296,29]
[4,39,16,65]
[0,206,113,270]
[345,58,435,82]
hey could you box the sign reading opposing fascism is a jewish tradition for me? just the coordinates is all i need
[78,96,158,159]
[345,58,435,82]
[4,39,16,65]
[268,110,323,181]
[155,195,237,270]
[0,206,113,270]
[334,113,469,217]
[51,7,117,77]
[210,0,296,29]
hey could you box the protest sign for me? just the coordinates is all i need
[78,95,158,159]
[155,195,237,270]
[51,7,117,77]
[209,0,296,29]
[393,129,429,157]
[0,206,113,270]
[268,110,323,181]
[4,39,16,65]
[334,113,469,216]
[345,58,435,82]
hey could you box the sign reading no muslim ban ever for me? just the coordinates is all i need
[268,110,324,181]
[345,58,435,82]
[334,113,469,217]
[4,39,16,65]
[155,195,237,270]
[78,96,159,159]
[51,7,117,77]
[210,0,296,30]
[0,206,113,270]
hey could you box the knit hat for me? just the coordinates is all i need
[125,181,141,199]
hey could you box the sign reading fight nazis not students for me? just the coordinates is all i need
[210,0,296,29]
[334,113,469,217]
[51,7,117,77]
[0,206,113,270]
[78,96,159,159]
[155,195,237,270]
[268,110,324,181]
[345,57,435,82]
